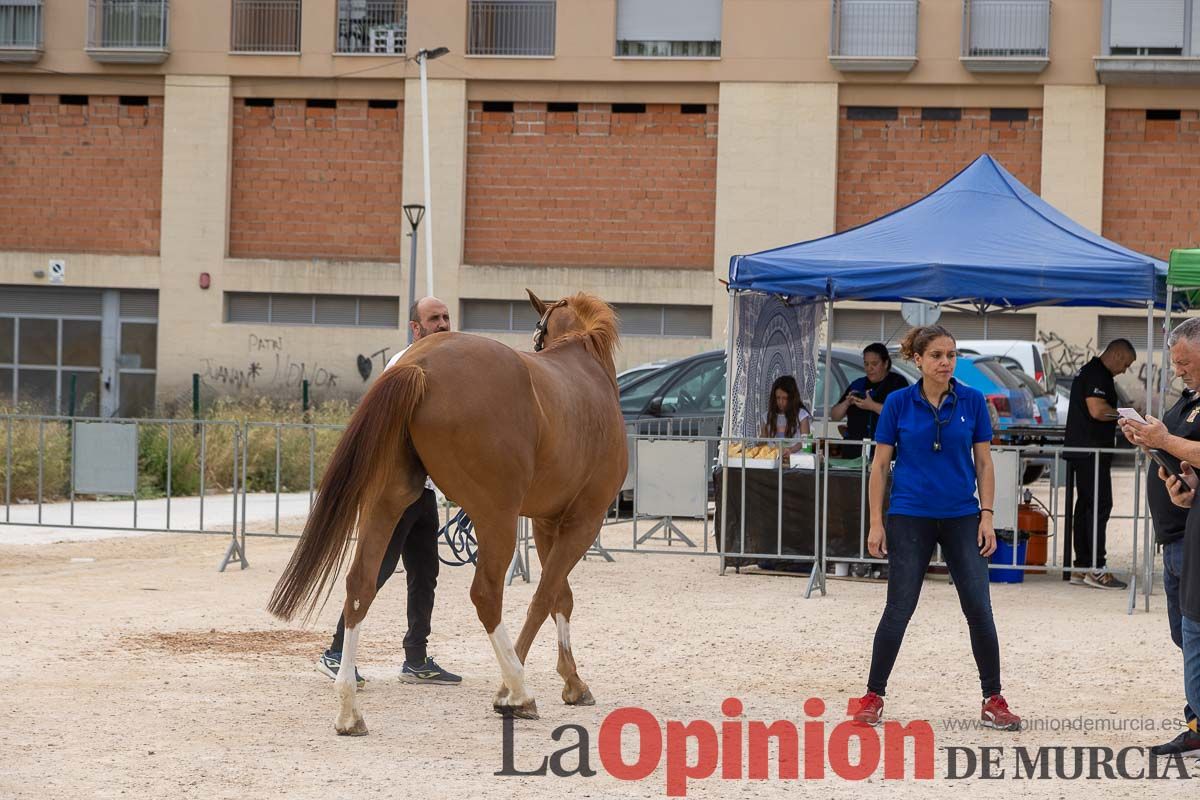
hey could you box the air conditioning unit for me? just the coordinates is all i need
[369,24,405,54]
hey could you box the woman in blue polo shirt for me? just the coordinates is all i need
[849,325,1021,731]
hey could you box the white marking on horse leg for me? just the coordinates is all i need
[555,612,571,654]
[488,623,532,706]
[335,625,363,732]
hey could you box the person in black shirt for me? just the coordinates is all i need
[1064,339,1136,589]
[831,342,909,459]
[1120,318,1200,756]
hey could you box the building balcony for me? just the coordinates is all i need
[0,0,41,63]
[1095,0,1200,85]
[86,0,169,64]
[830,0,919,73]
[960,0,1050,73]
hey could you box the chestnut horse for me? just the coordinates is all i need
[267,291,627,734]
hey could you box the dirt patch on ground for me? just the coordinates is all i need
[124,628,330,658]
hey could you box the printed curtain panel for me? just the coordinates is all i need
[729,293,823,441]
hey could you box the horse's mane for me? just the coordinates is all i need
[554,293,620,362]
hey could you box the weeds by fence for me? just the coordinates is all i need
[0,399,356,502]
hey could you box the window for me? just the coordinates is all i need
[225,292,399,328]
[460,299,711,337]
[620,364,684,413]
[614,0,721,57]
[336,0,406,54]
[1107,0,1188,56]
[1098,315,1166,354]
[86,0,169,63]
[832,309,1036,343]
[0,0,43,56]
[467,0,556,57]
[660,357,725,415]
[231,0,301,53]
[964,0,1050,59]
[831,0,919,61]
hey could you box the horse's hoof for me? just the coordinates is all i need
[565,688,595,706]
[335,716,369,737]
[495,699,539,720]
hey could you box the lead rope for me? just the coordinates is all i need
[437,508,477,566]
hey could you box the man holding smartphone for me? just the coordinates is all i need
[1064,339,1136,589]
[1121,317,1200,757]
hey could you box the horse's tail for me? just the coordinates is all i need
[267,363,428,622]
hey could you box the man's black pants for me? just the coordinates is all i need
[330,488,440,664]
[1071,453,1113,570]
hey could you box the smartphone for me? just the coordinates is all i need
[1150,448,1186,481]
[1117,407,1147,425]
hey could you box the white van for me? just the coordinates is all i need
[955,340,1055,393]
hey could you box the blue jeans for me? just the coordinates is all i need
[868,514,1002,698]
[1182,616,1200,730]
[1168,540,1198,725]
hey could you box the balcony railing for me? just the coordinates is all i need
[961,0,1050,73]
[86,0,168,63]
[336,0,406,54]
[0,0,42,63]
[830,0,918,72]
[467,0,556,57]
[231,0,301,53]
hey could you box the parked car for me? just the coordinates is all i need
[619,348,904,437]
[954,355,1039,430]
[988,355,1061,426]
[957,340,1055,393]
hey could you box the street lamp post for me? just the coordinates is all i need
[414,46,449,298]
[402,204,426,345]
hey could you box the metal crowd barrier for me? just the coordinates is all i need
[0,412,1162,611]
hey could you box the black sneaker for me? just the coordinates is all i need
[400,656,462,685]
[316,649,364,688]
[1150,730,1200,757]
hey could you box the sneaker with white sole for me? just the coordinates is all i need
[316,649,365,688]
[981,694,1021,731]
[400,656,462,685]
[1084,570,1127,590]
[1069,572,1086,585]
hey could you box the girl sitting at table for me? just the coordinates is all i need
[762,375,811,454]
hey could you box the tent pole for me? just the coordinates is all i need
[1145,299,1155,416]
[1160,286,1174,415]
[807,296,835,599]
[719,290,737,576]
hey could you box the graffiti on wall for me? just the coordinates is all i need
[355,347,392,382]
[200,333,347,394]
[1036,330,1095,377]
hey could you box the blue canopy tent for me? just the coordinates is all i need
[729,154,1169,310]
[724,154,1176,441]
[721,154,1173,601]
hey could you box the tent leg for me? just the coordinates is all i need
[719,290,737,575]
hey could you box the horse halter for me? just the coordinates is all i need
[532,300,567,352]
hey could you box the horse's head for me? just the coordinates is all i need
[527,290,572,352]
[525,289,619,371]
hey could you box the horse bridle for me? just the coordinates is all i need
[532,300,567,352]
